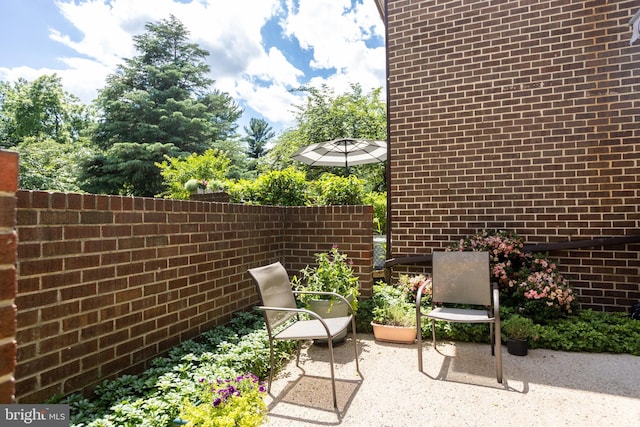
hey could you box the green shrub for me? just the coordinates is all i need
[364,191,387,234]
[311,173,365,205]
[252,167,308,206]
[534,310,640,355]
[501,314,538,340]
[225,179,258,203]
[156,149,230,199]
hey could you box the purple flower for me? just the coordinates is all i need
[213,398,222,407]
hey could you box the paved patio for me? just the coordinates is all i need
[263,334,640,426]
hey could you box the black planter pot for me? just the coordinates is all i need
[507,339,528,356]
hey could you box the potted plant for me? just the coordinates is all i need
[370,281,419,344]
[292,245,360,342]
[184,178,208,194]
[502,314,537,356]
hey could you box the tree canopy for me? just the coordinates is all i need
[0,74,94,191]
[0,74,91,148]
[84,15,242,196]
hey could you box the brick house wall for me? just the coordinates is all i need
[14,191,373,403]
[0,150,19,404]
[385,0,640,310]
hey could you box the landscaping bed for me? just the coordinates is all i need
[58,305,640,426]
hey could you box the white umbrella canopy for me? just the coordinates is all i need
[292,138,387,173]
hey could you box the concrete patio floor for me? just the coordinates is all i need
[263,334,640,426]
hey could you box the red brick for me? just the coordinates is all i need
[0,341,16,377]
[0,268,16,300]
[0,151,19,192]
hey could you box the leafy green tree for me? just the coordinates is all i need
[85,15,243,195]
[156,149,231,199]
[244,117,274,159]
[212,138,250,180]
[14,137,93,192]
[0,74,92,148]
[0,74,94,190]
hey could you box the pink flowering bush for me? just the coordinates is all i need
[451,229,525,288]
[396,273,431,303]
[516,253,578,323]
[450,230,527,296]
[451,230,578,323]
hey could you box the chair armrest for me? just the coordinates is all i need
[292,290,356,315]
[416,279,432,322]
[416,279,432,309]
[491,282,500,321]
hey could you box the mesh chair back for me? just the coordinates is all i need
[432,251,491,306]
[248,262,298,329]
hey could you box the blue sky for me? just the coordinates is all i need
[0,0,386,134]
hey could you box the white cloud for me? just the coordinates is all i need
[3,0,385,133]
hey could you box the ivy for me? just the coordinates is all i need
[57,310,296,426]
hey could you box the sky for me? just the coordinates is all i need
[0,0,386,135]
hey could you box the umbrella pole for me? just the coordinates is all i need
[344,140,349,175]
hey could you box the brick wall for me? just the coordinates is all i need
[386,1,640,311]
[0,150,18,404]
[15,191,372,403]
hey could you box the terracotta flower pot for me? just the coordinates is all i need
[371,322,417,344]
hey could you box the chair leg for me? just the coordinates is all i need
[267,336,275,393]
[490,323,495,356]
[431,319,437,348]
[351,317,360,374]
[327,337,338,409]
[417,316,423,371]
[496,339,503,383]
[295,340,302,367]
[494,321,502,383]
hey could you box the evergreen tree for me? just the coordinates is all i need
[244,117,274,159]
[85,15,242,196]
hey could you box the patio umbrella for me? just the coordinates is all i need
[292,138,387,174]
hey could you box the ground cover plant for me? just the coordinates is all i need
[58,311,295,427]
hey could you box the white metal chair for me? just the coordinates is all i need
[416,251,502,383]
[248,261,360,408]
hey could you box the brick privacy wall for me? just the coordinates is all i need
[386,1,640,311]
[0,150,18,403]
[14,191,373,403]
